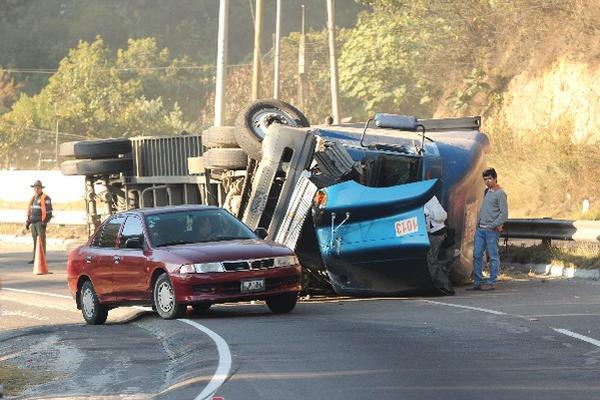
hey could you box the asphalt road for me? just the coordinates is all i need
[2,242,600,399]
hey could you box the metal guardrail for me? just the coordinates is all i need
[503,218,600,242]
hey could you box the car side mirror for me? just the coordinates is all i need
[254,227,268,239]
[125,237,143,249]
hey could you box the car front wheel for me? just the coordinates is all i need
[154,274,186,319]
[266,292,298,314]
[80,281,109,325]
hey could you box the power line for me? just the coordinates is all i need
[1,121,87,139]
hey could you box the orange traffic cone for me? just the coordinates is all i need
[33,236,49,275]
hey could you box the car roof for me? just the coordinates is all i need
[118,204,221,218]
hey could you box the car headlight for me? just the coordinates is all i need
[273,255,298,267]
[179,262,225,274]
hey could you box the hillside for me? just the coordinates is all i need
[428,1,600,219]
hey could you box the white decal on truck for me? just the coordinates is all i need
[395,217,419,237]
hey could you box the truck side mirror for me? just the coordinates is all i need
[374,113,418,131]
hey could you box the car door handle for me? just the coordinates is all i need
[84,256,92,264]
[113,255,121,264]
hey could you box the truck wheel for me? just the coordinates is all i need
[266,292,298,314]
[59,138,132,159]
[60,158,133,176]
[235,99,310,160]
[80,281,109,325]
[202,126,238,148]
[203,148,248,170]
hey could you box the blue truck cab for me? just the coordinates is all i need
[307,114,490,295]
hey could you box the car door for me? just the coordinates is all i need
[112,215,150,301]
[85,216,126,301]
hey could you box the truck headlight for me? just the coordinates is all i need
[179,262,225,274]
[273,255,298,267]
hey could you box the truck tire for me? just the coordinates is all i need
[202,126,238,148]
[60,158,133,176]
[202,148,248,170]
[59,138,132,159]
[235,99,310,160]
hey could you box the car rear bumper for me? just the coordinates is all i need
[171,265,302,303]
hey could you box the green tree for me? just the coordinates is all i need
[0,37,197,168]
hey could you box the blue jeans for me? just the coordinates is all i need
[473,227,501,285]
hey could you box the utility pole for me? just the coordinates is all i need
[326,0,341,124]
[251,0,264,100]
[297,4,306,110]
[55,120,59,168]
[214,0,229,126]
[273,0,282,99]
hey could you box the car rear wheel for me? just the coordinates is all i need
[80,281,109,325]
[192,302,212,314]
[154,274,186,319]
[266,292,298,314]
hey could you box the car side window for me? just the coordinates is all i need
[90,226,104,247]
[99,217,125,248]
[120,216,144,249]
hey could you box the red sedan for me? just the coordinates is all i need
[67,205,302,324]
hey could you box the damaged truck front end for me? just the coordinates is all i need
[241,109,490,296]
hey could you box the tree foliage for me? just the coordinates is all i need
[0,37,206,168]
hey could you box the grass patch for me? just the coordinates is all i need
[0,363,53,397]
[486,115,600,219]
[503,242,600,269]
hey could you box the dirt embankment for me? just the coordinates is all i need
[437,3,600,218]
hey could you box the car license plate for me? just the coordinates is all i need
[240,278,265,293]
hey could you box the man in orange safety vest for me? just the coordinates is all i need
[26,180,53,264]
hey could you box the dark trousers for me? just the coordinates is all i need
[31,222,47,260]
[427,232,454,293]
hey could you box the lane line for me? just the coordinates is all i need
[178,319,232,400]
[553,328,600,347]
[421,300,506,315]
[2,287,72,299]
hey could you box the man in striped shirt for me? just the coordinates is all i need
[26,180,53,263]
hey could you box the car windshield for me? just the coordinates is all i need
[145,209,257,247]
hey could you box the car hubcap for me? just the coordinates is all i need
[82,288,95,318]
[157,282,174,312]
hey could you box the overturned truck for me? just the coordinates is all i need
[60,100,490,296]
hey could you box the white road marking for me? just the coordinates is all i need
[178,319,232,400]
[422,300,507,315]
[4,286,232,399]
[2,287,72,299]
[553,328,600,347]
[1,310,50,321]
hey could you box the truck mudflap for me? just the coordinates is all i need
[313,178,442,295]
